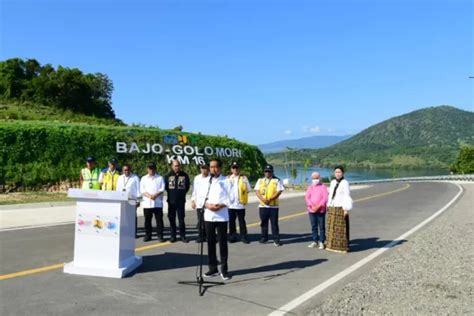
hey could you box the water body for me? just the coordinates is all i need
[273,165,449,184]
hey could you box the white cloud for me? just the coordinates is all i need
[302,125,321,134]
[283,129,292,135]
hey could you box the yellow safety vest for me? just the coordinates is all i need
[81,168,101,190]
[101,169,120,191]
[228,175,249,205]
[258,177,280,207]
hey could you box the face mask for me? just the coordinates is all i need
[312,179,320,185]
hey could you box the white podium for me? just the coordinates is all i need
[64,189,142,278]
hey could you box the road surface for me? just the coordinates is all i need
[0,182,465,315]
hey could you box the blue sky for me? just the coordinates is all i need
[1,0,472,145]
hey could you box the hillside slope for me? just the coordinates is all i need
[267,106,474,168]
[258,135,350,153]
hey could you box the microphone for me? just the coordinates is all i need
[209,173,215,183]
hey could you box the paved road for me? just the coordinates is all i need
[0,182,462,315]
[307,183,473,315]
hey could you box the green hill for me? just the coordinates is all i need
[0,58,116,119]
[0,58,267,191]
[267,105,474,169]
[0,102,125,126]
[0,120,267,191]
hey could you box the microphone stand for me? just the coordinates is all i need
[179,175,224,296]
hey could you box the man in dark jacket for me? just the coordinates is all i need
[165,160,191,242]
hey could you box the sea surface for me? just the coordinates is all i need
[272,165,449,184]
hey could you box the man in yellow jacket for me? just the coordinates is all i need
[100,158,121,191]
[80,156,101,190]
[255,164,285,246]
[227,161,251,244]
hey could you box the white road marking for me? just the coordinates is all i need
[268,182,464,316]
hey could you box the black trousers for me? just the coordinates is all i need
[196,208,206,240]
[205,221,228,273]
[259,207,280,241]
[228,208,247,238]
[168,201,186,238]
[143,207,164,238]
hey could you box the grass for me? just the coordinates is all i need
[0,192,72,205]
[0,102,124,126]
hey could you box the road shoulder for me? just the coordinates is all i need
[307,183,474,315]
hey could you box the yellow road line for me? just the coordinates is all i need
[246,183,411,228]
[355,183,410,202]
[0,183,410,281]
[0,263,65,281]
[135,241,172,252]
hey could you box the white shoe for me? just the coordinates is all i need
[318,242,325,249]
[308,242,317,248]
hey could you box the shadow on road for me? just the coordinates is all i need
[245,233,313,245]
[135,226,200,239]
[349,237,407,252]
[230,258,327,277]
[132,252,204,275]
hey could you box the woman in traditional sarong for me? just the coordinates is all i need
[326,166,353,253]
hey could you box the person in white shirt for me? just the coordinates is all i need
[227,161,251,244]
[191,163,210,243]
[116,164,141,238]
[203,159,231,281]
[326,165,353,253]
[140,162,165,242]
[254,164,285,246]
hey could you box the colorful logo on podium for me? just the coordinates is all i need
[76,214,119,236]
[94,218,105,230]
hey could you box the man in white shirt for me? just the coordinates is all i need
[116,164,141,238]
[191,163,210,243]
[140,162,165,242]
[227,161,251,244]
[203,159,231,281]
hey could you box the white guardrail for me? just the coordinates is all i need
[350,174,474,185]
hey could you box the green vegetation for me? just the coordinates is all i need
[0,121,266,190]
[0,102,124,126]
[0,58,267,191]
[450,145,474,174]
[0,192,71,205]
[0,58,117,120]
[267,106,474,170]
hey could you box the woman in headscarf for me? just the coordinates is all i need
[326,165,353,253]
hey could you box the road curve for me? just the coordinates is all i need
[0,182,463,316]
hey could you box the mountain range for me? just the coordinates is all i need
[266,105,474,169]
[258,135,350,153]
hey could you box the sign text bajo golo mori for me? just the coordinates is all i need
[116,142,243,165]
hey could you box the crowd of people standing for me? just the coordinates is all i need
[80,156,353,280]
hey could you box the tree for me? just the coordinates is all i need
[285,147,298,182]
[450,145,474,174]
[0,58,116,119]
[303,158,311,184]
[0,58,26,99]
